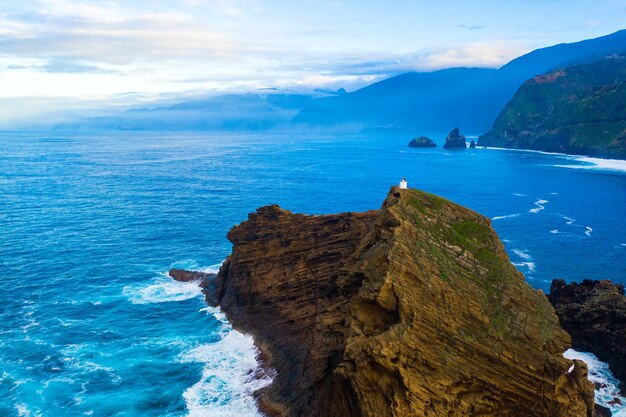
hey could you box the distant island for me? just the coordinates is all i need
[479,55,626,159]
[443,127,467,149]
[408,136,436,148]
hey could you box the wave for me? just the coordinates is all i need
[512,249,532,260]
[561,215,576,225]
[492,213,521,221]
[564,349,626,416]
[554,156,626,173]
[481,146,626,173]
[178,317,274,417]
[513,193,526,197]
[585,226,593,237]
[529,199,548,214]
[512,261,536,273]
[550,229,559,234]
[123,277,204,304]
[122,262,221,305]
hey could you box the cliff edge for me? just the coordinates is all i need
[209,188,595,417]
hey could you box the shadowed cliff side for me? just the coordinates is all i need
[209,188,595,417]
[550,279,626,386]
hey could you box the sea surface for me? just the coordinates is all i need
[1,131,624,416]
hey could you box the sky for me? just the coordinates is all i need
[0,0,625,125]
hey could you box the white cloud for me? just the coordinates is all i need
[417,42,530,70]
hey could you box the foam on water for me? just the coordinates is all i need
[550,229,559,234]
[513,261,536,273]
[178,314,274,417]
[512,249,532,260]
[529,199,548,213]
[123,274,204,304]
[492,213,521,221]
[585,226,593,237]
[564,349,626,416]
[555,156,626,173]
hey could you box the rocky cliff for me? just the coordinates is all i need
[549,279,626,386]
[208,188,595,417]
[478,55,626,158]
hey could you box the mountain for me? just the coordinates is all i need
[292,30,626,133]
[55,93,314,131]
[199,187,595,417]
[478,55,626,158]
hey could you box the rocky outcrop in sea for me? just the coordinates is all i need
[199,188,595,417]
[550,279,626,387]
[443,128,467,149]
[408,136,436,148]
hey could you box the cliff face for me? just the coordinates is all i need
[210,188,595,417]
[478,55,626,158]
[550,279,626,385]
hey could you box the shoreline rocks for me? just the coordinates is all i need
[549,278,626,387]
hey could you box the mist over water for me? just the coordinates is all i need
[1,131,624,416]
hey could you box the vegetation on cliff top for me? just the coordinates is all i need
[479,54,626,158]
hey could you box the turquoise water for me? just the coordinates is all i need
[1,131,625,416]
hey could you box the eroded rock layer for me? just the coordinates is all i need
[210,188,595,417]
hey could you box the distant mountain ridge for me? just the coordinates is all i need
[478,54,626,158]
[56,93,314,131]
[56,30,626,133]
[292,30,626,133]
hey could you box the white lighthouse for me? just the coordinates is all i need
[399,178,408,189]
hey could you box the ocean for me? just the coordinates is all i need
[1,131,624,416]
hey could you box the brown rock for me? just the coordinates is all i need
[209,188,595,417]
[549,279,626,386]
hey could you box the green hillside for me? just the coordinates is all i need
[479,55,626,159]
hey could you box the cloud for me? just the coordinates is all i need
[0,1,235,64]
[458,24,486,30]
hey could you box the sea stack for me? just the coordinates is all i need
[549,278,626,386]
[469,139,476,148]
[206,188,594,417]
[443,127,467,149]
[408,136,436,148]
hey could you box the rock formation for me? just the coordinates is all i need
[205,188,595,417]
[408,136,436,148]
[469,139,476,148]
[443,128,467,149]
[549,279,626,386]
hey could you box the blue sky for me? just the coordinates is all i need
[0,0,625,124]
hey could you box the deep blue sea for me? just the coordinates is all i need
[1,131,625,417]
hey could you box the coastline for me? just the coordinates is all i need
[476,145,626,172]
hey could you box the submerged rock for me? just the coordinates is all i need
[443,127,467,149]
[207,188,594,417]
[408,136,436,148]
[549,278,626,386]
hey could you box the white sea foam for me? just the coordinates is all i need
[513,261,536,273]
[513,193,526,197]
[554,156,626,173]
[585,226,593,237]
[562,215,576,225]
[529,199,548,213]
[123,276,203,304]
[550,229,559,234]
[492,213,521,221]
[564,349,626,416]
[512,249,532,260]
[179,328,274,417]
